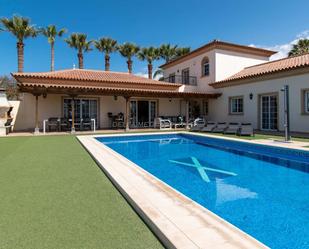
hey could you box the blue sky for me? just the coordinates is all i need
[1,0,309,76]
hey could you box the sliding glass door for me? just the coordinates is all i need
[130,100,157,128]
[260,95,278,130]
[63,98,98,126]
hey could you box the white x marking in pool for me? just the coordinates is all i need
[169,157,237,183]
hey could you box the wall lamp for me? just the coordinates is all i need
[249,93,253,100]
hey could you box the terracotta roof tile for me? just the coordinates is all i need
[210,53,309,88]
[13,69,180,87]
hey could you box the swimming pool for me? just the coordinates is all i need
[97,133,309,249]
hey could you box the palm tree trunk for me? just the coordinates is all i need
[148,63,153,79]
[17,42,24,72]
[51,42,55,71]
[127,59,132,73]
[78,52,83,69]
[105,54,110,71]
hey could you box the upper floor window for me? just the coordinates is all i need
[305,90,309,113]
[182,68,190,85]
[168,73,175,83]
[201,57,210,77]
[230,96,243,114]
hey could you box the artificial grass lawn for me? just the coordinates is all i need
[0,136,163,249]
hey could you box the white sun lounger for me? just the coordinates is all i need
[224,122,240,134]
[239,123,254,136]
[201,121,217,132]
[212,122,228,133]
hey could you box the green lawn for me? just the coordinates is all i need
[0,136,163,249]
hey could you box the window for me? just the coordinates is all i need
[201,57,210,77]
[230,97,243,114]
[305,90,309,113]
[182,68,190,85]
[202,100,208,115]
[168,73,175,83]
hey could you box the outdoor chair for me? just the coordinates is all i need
[173,116,185,129]
[212,122,228,133]
[201,121,217,132]
[4,118,13,135]
[59,117,70,131]
[74,118,82,131]
[47,117,59,132]
[224,122,240,134]
[154,117,172,129]
[190,118,206,132]
[82,117,92,130]
[239,123,254,136]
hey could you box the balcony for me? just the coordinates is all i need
[163,75,197,86]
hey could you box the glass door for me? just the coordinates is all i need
[261,95,278,130]
[149,101,157,127]
[130,100,138,128]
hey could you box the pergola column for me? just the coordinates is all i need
[34,93,41,135]
[124,96,131,132]
[185,99,190,129]
[70,95,77,133]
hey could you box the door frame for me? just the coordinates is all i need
[258,92,279,131]
[129,98,158,127]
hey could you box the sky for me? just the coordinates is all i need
[1,0,309,77]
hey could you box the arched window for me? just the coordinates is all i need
[201,57,210,77]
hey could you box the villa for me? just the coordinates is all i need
[9,40,309,134]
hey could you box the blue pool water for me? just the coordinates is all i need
[97,133,309,249]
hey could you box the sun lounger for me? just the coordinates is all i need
[190,118,206,132]
[201,121,217,132]
[239,123,254,136]
[224,122,240,134]
[154,118,172,129]
[212,122,228,133]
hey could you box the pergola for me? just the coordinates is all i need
[13,69,221,133]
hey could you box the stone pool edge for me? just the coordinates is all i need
[77,132,269,249]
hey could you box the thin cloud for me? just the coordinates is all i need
[250,30,309,61]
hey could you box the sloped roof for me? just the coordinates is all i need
[210,53,309,88]
[13,69,180,87]
[159,40,277,69]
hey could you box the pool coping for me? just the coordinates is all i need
[78,132,274,249]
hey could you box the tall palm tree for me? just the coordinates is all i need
[65,33,92,69]
[94,37,118,71]
[174,47,191,58]
[159,44,177,63]
[118,42,140,73]
[40,25,67,71]
[137,47,160,79]
[288,39,309,57]
[0,15,37,72]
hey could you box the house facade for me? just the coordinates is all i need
[10,40,309,134]
[161,40,309,133]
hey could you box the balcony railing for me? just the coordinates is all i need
[163,75,197,86]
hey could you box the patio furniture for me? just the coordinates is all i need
[154,117,172,129]
[224,122,240,134]
[190,118,206,132]
[201,121,217,132]
[173,116,185,129]
[239,123,254,136]
[74,118,82,131]
[82,117,92,130]
[59,117,70,131]
[47,117,59,132]
[212,122,228,133]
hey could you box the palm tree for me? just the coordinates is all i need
[65,33,92,69]
[94,37,118,71]
[288,39,309,57]
[159,44,177,63]
[0,15,37,72]
[118,43,140,73]
[175,47,191,58]
[40,25,67,71]
[137,47,160,79]
[153,68,164,81]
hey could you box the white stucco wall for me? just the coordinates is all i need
[208,73,309,133]
[214,49,269,81]
[163,49,270,93]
